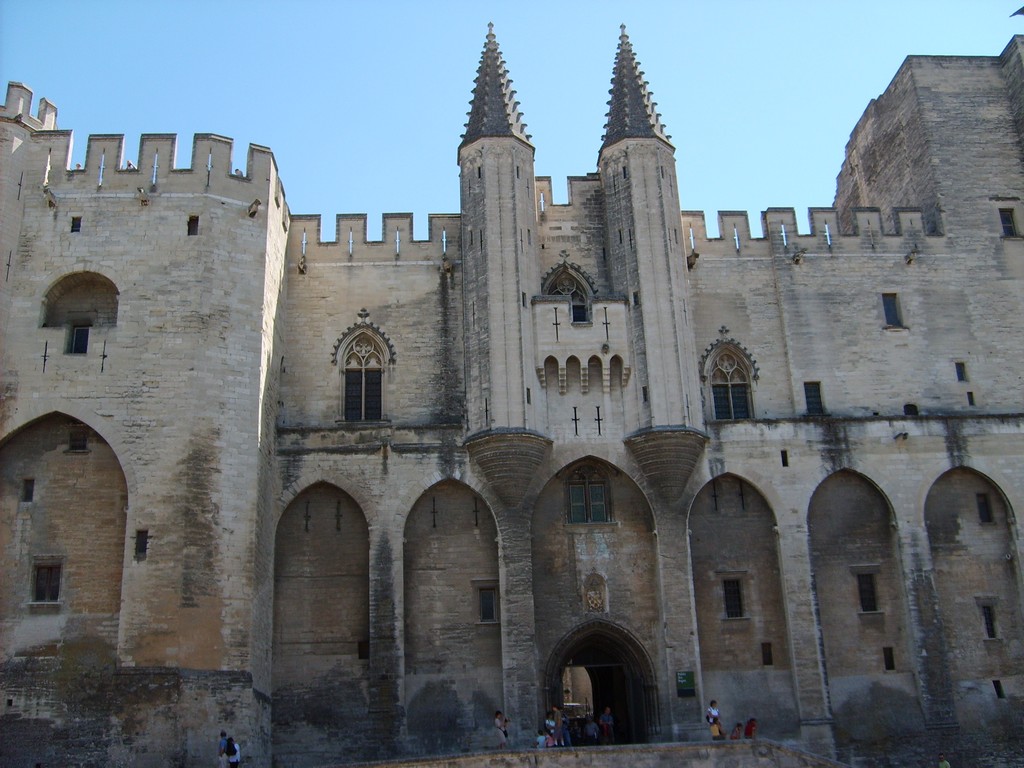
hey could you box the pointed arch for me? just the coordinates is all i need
[701,339,757,420]
[331,322,393,421]
[542,262,596,323]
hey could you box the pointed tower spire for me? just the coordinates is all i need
[461,23,532,150]
[601,25,672,151]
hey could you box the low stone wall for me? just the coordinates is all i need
[335,741,849,768]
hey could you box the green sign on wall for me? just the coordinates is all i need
[676,671,695,698]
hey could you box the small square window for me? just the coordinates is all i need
[761,642,774,666]
[857,573,878,612]
[70,216,82,233]
[479,586,498,623]
[21,479,35,502]
[882,293,903,327]
[982,605,997,639]
[187,215,199,236]
[68,325,90,354]
[977,493,993,524]
[804,382,824,416]
[723,579,744,618]
[34,563,61,602]
[955,362,967,382]
[883,646,895,671]
[68,430,88,452]
[999,208,1017,237]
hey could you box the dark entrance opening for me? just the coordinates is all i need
[546,621,657,745]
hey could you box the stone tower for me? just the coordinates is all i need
[598,27,706,509]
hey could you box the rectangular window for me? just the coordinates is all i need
[357,640,370,660]
[70,216,82,233]
[187,215,199,236]
[568,484,588,523]
[982,605,997,639]
[857,573,878,612]
[588,484,608,522]
[21,478,35,502]
[723,579,744,618]
[804,382,824,416]
[363,370,382,420]
[479,587,498,623]
[993,680,1006,699]
[761,642,774,666]
[134,530,149,561]
[526,387,531,405]
[999,208,1017,237]
[69,325,90,354]
[34,563,61,602]
[977,493,993,524]
[882,293,903,327]
[955,362,967,382]
[714,384,750,420]
[68,430,88,452]
[780,450,789,467]
[967,391,975,406]
[883,646,895,671]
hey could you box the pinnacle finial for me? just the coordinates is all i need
[460,23,532,150]
[487,21,495,41]
[601,26,672,151]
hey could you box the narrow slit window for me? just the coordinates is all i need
[135,530,149,561]
[967,391,975,406]
[70,216,82,233]
[761,642,774,666]
[187,215,199,236]
[479,587,498,623]
[982,605,997,639]
[977,493,993,523]
[780,450,789,467]
[883,646,895,670]
[21,478,35,502]
[955,361,967,381]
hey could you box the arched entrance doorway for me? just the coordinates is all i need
[544,621,658,744]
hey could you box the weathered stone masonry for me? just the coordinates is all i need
[2,26,1023,768]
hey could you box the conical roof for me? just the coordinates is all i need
[601,25,672,151]
[461,23,532,149]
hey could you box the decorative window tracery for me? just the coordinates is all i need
[542,262,596,324]
[710,351,752,420]
[343,332,386,421]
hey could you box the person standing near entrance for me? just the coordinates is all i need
[599,706,614,744]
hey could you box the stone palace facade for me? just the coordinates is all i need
[2,26,1022,768]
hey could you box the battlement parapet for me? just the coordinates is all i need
[535,173,603,212]
[681,206,939,256]
[288,213,461,268]
[2,82,57,130]
[15,121,282,205]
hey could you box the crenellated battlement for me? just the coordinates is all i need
[287,213,461,267]
[2,82,57,130]
[3,82,282,206]
[681,205,940,258]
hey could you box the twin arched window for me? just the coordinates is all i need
[342,333,386,421]
[709,350,752,420]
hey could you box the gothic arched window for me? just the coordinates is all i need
[710,351,752,420]
[544,266,593,324]
[343,333,386,421]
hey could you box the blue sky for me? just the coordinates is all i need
[1,1,1019,238]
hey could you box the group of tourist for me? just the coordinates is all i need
[705,700,756,741]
